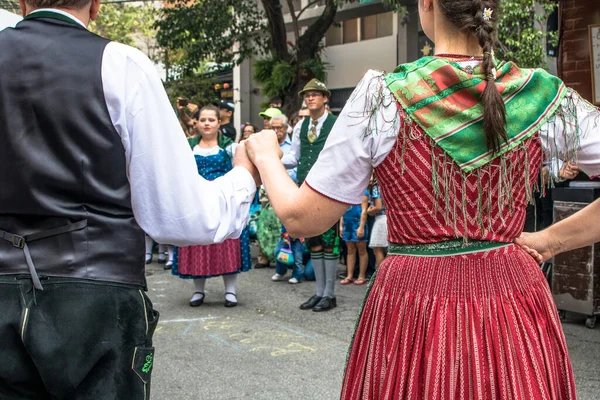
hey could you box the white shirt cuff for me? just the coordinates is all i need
[229,166,257,196]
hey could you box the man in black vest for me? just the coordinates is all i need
[282,79,339,312]
[0,0,258,398]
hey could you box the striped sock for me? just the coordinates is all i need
[324,253,339,298]
[311,252,325,297]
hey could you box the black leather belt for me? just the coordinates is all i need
[0,219,88,290]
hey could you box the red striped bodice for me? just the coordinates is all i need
[374,120,542,244]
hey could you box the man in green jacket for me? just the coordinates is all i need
[282,79,339,312]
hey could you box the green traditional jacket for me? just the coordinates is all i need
[187,133,233,150]
[297,113,337,184]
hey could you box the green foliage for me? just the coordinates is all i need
[253,56,329,103]
[156,0,266,75]
[272,61,296,89]
[163,73,220,109]
[89,3,158,56]
[156,0,397,110]
[496,0,558,68]
[253,58,295,99]
[0,0,19,13]
[299,58,329,82]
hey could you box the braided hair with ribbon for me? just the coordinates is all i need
[437,0,507,153]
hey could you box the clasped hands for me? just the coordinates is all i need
[236,130,558,266]
[233,129,283,186]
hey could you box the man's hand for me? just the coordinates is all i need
[559,161,580,180]
[245,130,283,166]
[515,231,556,264]
[234,141,261,186]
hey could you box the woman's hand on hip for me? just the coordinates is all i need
[515,231,555,264]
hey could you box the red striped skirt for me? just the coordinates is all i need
[177,239,241,278]
[342,245,576,400]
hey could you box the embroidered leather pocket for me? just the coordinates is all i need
[132,346,155,384]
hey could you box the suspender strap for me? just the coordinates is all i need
[0,219,88,290]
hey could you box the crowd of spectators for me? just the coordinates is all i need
[144,92,390,311]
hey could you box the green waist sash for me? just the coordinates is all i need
[388,239,511,256]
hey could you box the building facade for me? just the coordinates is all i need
[234,0,421,129]
[559,0,600,105]
[233,0,593,130]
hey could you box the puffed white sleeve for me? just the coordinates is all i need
[102,43,256,246]
[304,70,400,205]
[226,143,238,159]
[540,88,600,179]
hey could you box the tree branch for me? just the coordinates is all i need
[261,0,291,61]
[296,0,322,20]
[286,0,300,48]
[297,0,337,60]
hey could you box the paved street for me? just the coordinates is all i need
[147,256,600,400]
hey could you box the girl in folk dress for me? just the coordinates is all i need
[172,106,251,307]
[243,0,600,397]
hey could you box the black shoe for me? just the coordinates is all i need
[254,263,269,269]
[145,253,152,265]
[224,292,238,308]
[189,292,205,307]
[300,295,322,310]
[313,297,337,312]
[164,260,173,270]
[157,254,167,264]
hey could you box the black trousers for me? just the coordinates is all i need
[0,276,159,400]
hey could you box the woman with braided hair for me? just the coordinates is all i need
[243,0,600,397]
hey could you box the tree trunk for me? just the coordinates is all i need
[296,0,336,62]
[260,0,338,117]
[286,0,338,116]
[261,0,291,62]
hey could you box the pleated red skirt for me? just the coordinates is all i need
[341,245,576,400]
[177,239,240,277]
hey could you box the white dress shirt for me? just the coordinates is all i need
[33,10,256,246]
[281,111,329,169]
[306,69,600,205]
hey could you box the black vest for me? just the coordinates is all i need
[0,15,146,287]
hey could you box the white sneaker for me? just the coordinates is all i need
[288,277,299,284]
[272,273,287,281]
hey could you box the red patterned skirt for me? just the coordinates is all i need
[177,239,241,278]
[342,245,576,400]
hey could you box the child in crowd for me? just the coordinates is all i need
[271,227,305,284]
[340,191,369,285]
[367,178,387,269]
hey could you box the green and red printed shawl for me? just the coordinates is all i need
[384,56,567,172]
